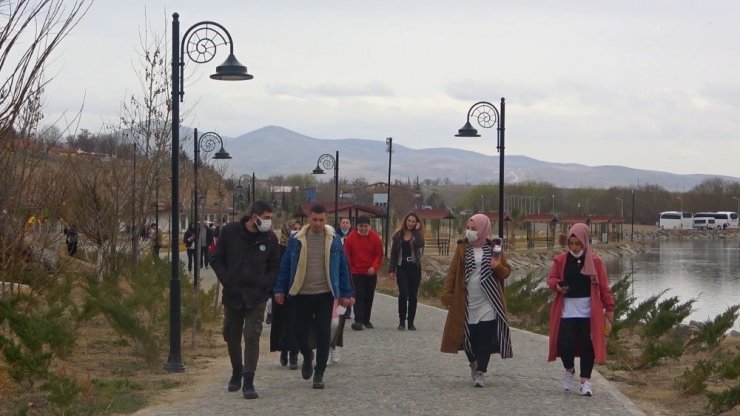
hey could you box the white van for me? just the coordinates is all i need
[692,218,716,230]
[658,211,683,229]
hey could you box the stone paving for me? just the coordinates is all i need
[137,251,645,416]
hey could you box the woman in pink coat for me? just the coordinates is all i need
[547,223,614,397]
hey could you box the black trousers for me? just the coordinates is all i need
[200,246,210,268]
[397,262,421,322]
[352,274,377,324]
[223,302,266,373]
[558,317,595,378]
[186,248,195,271]
[464,319,497,373]
[293,292,334,373]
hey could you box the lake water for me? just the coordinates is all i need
[604,239,740,330]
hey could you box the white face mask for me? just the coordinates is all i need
[570,250,584,258]
[290,230,298,237]
[255,216,272,232]
[465,230,478,242]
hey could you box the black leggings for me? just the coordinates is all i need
[464,319,497,373]
[397,263,421,322]
[558,317,595,379]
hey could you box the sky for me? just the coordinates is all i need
[38,0,740,179]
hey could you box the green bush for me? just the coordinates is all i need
[676,359,714,395]
[706,383,740,415]
[641,340,684,368]
[418,272,445,299]
[690,305,740,350]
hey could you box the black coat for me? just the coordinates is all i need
[211,218,281,309]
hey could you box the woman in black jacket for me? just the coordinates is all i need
[387,212,425,330]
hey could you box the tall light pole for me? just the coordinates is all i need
[631,189,636,241]
[385,137,392,257]
[235,173,255,217]
[616,196,624,218]
[312,151,339,228]
[167,13,252,373]
[456,98,506,240]
[193,129,231,291]
[676,195,683,212]
[733,196,739,216]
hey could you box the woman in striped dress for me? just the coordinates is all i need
[441,214,513,387]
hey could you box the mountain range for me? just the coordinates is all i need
[204,126,739,189]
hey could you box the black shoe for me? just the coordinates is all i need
[301,351,314,380]
[363,322,374,329]
[351,322,364,331]
[289,352,299,370]
[227,368,242,392]
[398,320,405,331]
[279,350,288,367]
[408,322,416,331]
[242,372,258,399]
[312,371,325,389]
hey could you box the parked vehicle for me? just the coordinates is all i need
[692,218,716,230]
[715,211,739,228]
[659,211,684,229]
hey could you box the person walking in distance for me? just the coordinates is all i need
[183,222,197,273]
[343,216,383,331]
[210,201,281,399]
[274,204,353,389]
[547,223,615,397]
[441,214,513,388]
[199,220,214,269]
[388,212,425,330]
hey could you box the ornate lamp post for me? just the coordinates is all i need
[385,137,392,257]
[455,99,506,241]
[193,129,231,292]
[234,172,255,219]
[166,13,252,373]
[311,151,340,228]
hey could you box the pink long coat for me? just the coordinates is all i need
[546,252,615,364]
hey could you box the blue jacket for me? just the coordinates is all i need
[274,225,352,298]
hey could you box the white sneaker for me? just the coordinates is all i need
[473,371,485,387]
[563,370,575,391]
[329,348,340,364]
[578,380,593,396]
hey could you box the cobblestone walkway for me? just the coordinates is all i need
[137,252,644,415]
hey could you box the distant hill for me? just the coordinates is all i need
[213,126,739,189]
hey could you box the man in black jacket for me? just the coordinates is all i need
[211,200,281,400]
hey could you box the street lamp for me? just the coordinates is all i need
[676,195,683,212]
[193,129,231,292]
[385,137,393,257]
[166,13,252,373]
[616,197,624,218]
[311,151,339,228]
[733,196,739,215]
[455,99,506,240]
[234,172,256,220]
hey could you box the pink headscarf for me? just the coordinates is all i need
[567,223,597,277]
[467,214,491,247]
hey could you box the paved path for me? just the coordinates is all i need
[139,252,644,415]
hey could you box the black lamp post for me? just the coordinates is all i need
[385,137,392,257]
[193,129,231,292]
[234,172,255,219]
[311,151,339,228]
[455,98,506,241]
[166,13,252,373]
